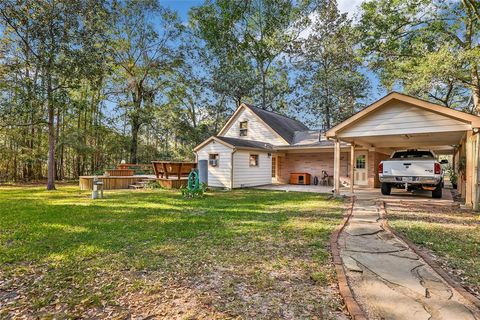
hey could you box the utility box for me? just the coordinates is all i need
[92,176,104,199]
[198,160,208,185]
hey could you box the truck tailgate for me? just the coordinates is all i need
[382,159,435,176]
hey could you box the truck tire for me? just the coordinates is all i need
[432,183,442,198]
[381,183,391,195]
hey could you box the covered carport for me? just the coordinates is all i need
[326,92,480,209]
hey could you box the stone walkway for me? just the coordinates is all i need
[339,194,479,320]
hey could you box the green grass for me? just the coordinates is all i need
[0,186,344,319]
[387,202,480,292]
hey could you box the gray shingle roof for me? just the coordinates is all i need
[245,105,309,144]
[292,130,321,145]
[215,136,274,150]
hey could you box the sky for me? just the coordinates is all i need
[159,0,386,105]
[160,0,366,18]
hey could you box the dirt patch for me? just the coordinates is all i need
[1,263,349,319]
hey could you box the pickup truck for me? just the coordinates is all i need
[378,150,447,198]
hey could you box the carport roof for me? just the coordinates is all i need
[326,92,480,139]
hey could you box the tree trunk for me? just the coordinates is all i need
[130,115,140,164]
[260,66,267,109]
[47,78,56,190]
[473,72,480,114]
[55,106,61,180]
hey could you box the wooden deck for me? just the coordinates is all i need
[79,176,152,190]
[157,178,188,189]
[80,162,197,191]
[79,175,189,190]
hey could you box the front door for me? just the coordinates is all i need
[354,152,368,186]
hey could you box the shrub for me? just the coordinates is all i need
[180,183,208,199]
[145,180,162,189]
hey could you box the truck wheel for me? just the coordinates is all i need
[381,183,391,195]
[432,183,442,198]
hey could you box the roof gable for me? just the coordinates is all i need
[218,104,309,145]
[326,92,480,138]
[193,136,273,152]
[246,105,309,144]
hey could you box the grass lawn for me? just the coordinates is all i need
[0,185,346,319]
[386,201,480,298]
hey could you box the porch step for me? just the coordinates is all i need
[128,177,157,190]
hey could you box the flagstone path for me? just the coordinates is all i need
[338,194,480,320]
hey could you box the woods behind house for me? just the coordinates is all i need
[0,0,478,189]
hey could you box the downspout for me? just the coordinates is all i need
[230,148,236,190]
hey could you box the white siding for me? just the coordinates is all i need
[233,151,272,188]
[222,107,287,145]
[339,102,472,138]
[196,141,232,188]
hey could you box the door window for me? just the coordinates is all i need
[356,155,366,169]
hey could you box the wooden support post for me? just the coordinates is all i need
[334,139,341,195]
[350,143,355,193]
[465,131,474,207]
[178,163,182,180]
[162,163,168,179]
[473,133,480,211]
[452,146,457,173]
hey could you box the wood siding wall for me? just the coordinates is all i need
[233,151,272,188]
[196,141,232,188]
[222,107,287,145]
[338,102,472,138]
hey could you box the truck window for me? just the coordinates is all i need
[392,151,434,158]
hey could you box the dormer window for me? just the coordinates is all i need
[239,121,248,136]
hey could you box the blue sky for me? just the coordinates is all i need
[160,0,204,21]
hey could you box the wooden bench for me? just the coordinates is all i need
[152,161,197,180]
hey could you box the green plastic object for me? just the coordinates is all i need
[188,169,199,191]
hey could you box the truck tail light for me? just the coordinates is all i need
[434,163,441,174]
[378,162,383,173]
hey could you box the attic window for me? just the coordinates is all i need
[239,121,248,136]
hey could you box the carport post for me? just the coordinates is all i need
[473,132,480,211]
[350,143,355,193]
[334,139,341,195]
[465,130,480,210]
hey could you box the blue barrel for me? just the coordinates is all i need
[198,160,208,185]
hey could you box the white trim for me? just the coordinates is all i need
[326,92,480,138]
[218,104,289,144]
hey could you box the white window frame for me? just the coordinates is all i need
[239,121,248,136]
[249,154,259,167]
[209,153,219,167]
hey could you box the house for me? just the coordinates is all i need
[194,92,480,208]
[193,100,374,189]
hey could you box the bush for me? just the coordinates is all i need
[180,183,208,199]
[447,168,458,186]
[145,180,162,189]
